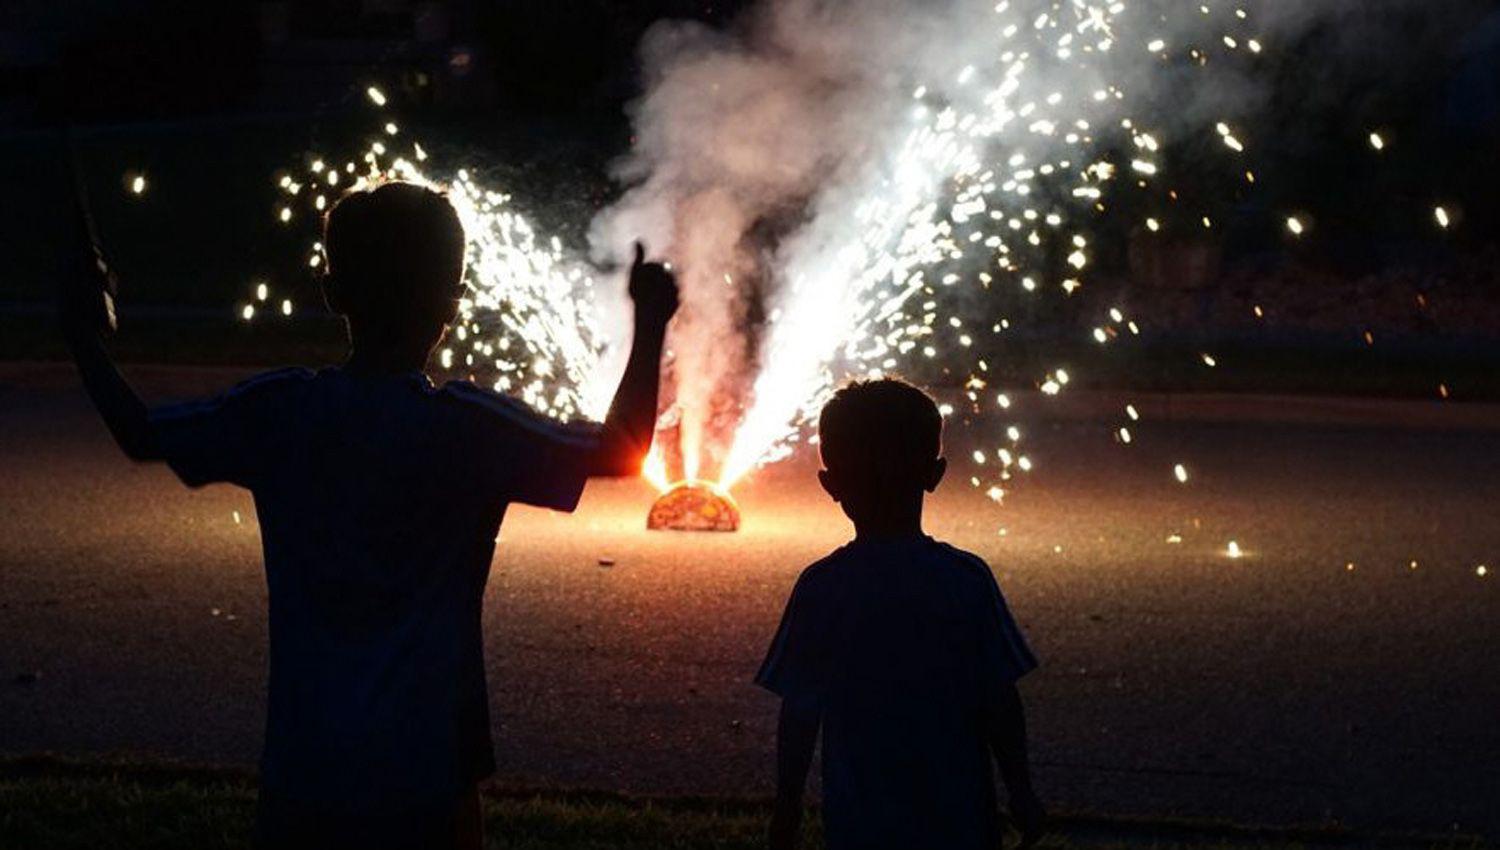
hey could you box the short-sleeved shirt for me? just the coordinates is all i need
[756,535,1037,850]
[149,367,599,811]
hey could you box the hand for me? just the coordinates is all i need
[628,241,679,329]
[1008,788,1047,849]
[59,173,119,341]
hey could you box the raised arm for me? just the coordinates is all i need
[987,682,1046,848]
[589,242,678,476]
[59,177,161,463]
[769,694,820,850]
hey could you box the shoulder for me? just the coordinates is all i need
[436,380,599,445]
[930,540,1001,590]
[228,366,318,397]
[437,379,531,414]
[159,367,316,416]
[793,545,856,593]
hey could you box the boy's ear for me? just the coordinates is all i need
[817,468,842,503]
[321,272,346,314]
[924,457,947,493]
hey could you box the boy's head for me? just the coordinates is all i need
[322,181,466,350]
[816,378,947,524]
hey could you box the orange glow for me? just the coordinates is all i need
[642,445,671,493]
[646,480,741,531]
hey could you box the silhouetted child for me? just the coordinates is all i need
[758,379,1044,850]
[60,181,678,849]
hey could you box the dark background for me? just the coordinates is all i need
[2,0,1499,395]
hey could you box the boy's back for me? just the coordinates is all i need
[153,366,598,809]
[758,535,1037,850]
[62,180,679,846]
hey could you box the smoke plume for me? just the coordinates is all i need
[590,0,1484,484]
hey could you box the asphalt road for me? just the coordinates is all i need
[2,365,1498,836]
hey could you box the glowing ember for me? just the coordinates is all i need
[647,481,741,532]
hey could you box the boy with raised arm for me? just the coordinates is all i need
[60,181,678,849]
[758,379,1045,850]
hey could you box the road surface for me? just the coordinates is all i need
[2,365,1497,836]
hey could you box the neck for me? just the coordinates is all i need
[344,327,433,375]
[851,495,927,541]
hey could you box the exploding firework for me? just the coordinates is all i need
[588,0,1303,502]
[253,1,1447,529]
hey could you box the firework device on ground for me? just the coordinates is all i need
[647,480,741,532]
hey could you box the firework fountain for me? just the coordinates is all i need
[594,0,1272,522]
[254,0,1463,531]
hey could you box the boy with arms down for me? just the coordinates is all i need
[758,379,1045,850]
[61,181,678,849]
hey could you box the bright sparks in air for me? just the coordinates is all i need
[252,1,1431,513]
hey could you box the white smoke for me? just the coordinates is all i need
[590,0,1477,485]
[592,0,1000,481]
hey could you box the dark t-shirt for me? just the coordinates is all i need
[756,536,1038,850]
[150,367,598,810]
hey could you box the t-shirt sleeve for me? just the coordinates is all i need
[446,383,601,512]
[755,569,832,702]
[976,566,1039,694]
[148,369,307,489]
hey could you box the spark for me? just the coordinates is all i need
[1368,132,1385,151]
[642,445,671,492]
[1225,540,1243,559]
[128,174,147,195]
[1434,206,1450,229]
[1174,463,1189,483]
[264,0,1317,506]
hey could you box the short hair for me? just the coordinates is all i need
[323,181,466,326]
[818,378,942,483]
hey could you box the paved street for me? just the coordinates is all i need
[2,365,1497,836]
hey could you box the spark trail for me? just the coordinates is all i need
[253,1,1451,505]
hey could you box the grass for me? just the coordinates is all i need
[0,756,1489,850]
